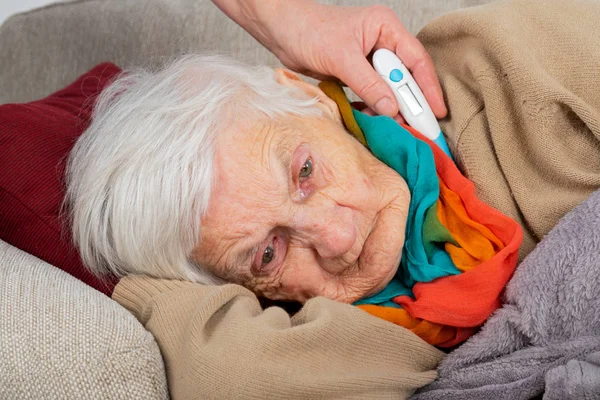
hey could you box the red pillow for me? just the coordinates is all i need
[0,63,122,296]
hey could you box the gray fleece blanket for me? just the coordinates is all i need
[412,189,600,400]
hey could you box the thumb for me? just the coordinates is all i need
[334,53,398,117]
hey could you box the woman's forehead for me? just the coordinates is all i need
[214,119,303,187]
[208,122,296,218]
[221,117,292,156]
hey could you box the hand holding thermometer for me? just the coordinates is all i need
[372,49,453,159]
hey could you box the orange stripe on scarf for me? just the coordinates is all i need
[437,178,505,272]
[394,124,522,332]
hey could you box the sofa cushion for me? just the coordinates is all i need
[0,0,495,104]
[0,62,121,296]
[0,239,168,399]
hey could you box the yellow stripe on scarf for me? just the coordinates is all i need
[318,81,367,146]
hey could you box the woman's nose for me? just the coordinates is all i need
[291,195,356,260]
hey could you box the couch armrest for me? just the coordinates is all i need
[0,239,168,399]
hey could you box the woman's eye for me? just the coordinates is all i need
[299,158,313,181]
[262,245,274,265]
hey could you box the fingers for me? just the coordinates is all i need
[393,113,406,125]
[393,36,447,118]
[333,50,399,117]
[337,8,446,119]
[364,5,447,118]
[360,107,376,117]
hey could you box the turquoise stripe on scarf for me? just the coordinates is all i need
[352,111,460,306]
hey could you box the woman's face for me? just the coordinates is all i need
[193,71,410,304]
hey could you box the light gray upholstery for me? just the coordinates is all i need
[0,239,169,399]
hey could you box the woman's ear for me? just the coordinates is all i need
[274,68,342,123]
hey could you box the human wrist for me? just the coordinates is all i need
[212,0,297,53]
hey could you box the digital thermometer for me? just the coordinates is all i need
[372,48,453,159]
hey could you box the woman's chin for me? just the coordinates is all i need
[360,261,400,300]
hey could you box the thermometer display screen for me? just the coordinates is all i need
[397,85,424,115]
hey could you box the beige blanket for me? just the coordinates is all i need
[419,0,600,259]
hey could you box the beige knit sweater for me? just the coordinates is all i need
[113,276,443,399]
[419,0,600,259]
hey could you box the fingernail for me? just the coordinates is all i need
[375,97,395,116]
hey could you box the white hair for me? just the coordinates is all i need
[66,54,321,284]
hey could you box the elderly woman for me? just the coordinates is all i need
[66,0,600,398]
[67,54,411,304]
[66,54,448,398]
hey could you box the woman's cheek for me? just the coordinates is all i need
[276,248,327,300]
[269,270,310,302]
[311,155,336,190]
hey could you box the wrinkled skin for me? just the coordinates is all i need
[193,69,410,304]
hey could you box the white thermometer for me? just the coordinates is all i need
[372,48,453,159]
